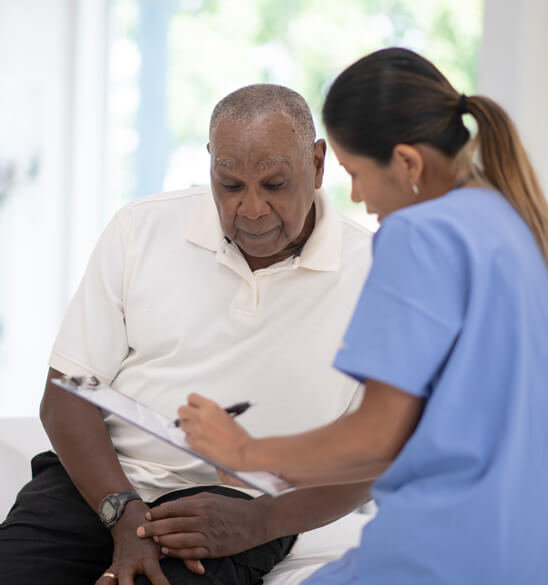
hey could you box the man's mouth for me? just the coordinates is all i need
[238,226,280,239]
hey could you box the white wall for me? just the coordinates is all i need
[0,0,107,416]
[0,0,74,415]
[478,0,548,195]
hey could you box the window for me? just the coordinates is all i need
[107,0,483,232]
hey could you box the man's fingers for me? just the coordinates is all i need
[154,532,208,552]
[138,517,204,538]
[117,567,135,585]
[141,560,171,585]
[95,569,119,585]
[145,500,198,521]
[138,517,191,537]
[136,518,212,554]
[183,559,206,574]
[163,546,209,561]
[97,555,170,585]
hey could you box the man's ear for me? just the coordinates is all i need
[313,139,327,189]
[392,144,424,185]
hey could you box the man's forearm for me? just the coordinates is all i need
[40,367,136,511]
[251,481,372,543]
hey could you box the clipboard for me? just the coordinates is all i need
[52,376,295,497]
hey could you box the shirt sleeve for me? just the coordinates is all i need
[334,215,467,397]
[49,212,132,383]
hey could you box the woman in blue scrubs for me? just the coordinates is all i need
[178,48,548,584]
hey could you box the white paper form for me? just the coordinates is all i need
[52,376,295,497]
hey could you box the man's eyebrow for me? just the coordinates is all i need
[213,156,293,171]
[255,156,292,171]
[214,157,238,169]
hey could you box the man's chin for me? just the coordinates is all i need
[236,240,292,264]
[236,229,283,256]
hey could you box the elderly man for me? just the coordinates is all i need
[0,84,372,585]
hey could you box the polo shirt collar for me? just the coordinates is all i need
[186,187,341,271]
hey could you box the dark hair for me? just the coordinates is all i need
[323,47,548,265]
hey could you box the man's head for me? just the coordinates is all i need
[208,84,326,271]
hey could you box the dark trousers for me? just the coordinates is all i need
[0,452,296,585]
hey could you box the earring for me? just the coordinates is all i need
[411,183,419,197]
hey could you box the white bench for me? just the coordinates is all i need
[0,417,372,585]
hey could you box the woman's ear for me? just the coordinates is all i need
[391,144,424,185]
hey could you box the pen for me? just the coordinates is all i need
[225,401,254,416]
[173,401,254,427]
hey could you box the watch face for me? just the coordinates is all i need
[101,499,117,522]
[98,491,141,529]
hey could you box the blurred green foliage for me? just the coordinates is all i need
[163,0,482,143]
[111,0,483,220]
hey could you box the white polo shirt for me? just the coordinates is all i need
[50,186,373,501]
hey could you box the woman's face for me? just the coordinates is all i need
[329,136,418,222]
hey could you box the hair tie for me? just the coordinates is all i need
[456,93,468,116]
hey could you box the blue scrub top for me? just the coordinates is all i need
[305,187,548,585]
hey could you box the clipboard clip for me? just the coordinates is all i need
[61,374,101,390]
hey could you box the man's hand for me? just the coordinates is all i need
[136,482,374,577]
[96,500,170,585]
[137,493,262,566]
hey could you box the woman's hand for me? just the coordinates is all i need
[178,393,254,470]
[216,470,250,488]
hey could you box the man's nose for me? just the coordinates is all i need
[237,188,271,220]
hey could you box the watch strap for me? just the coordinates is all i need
[98,490,142,529]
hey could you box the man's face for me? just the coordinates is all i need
[209,114,326,269]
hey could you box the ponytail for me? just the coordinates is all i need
[467,96,548,266]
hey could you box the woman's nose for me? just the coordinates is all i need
[350,180,363,203]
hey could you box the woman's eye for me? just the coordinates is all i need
[222,184,242,191]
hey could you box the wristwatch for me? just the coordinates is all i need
[98,491,142,529]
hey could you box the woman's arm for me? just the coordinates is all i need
[179,379,424,488]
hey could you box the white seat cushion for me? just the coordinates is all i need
[263,510,373,585]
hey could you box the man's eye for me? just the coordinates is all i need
[222,184,242,191]
[264,182,285,191]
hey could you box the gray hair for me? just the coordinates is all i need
[209,84,316,148]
